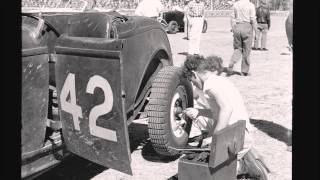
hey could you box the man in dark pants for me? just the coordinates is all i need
[227,0,258,76]
[253,0,271,51]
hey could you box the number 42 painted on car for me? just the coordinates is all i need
[60,73,117,142]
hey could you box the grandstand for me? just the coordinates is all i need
[22,0,235,11]
[22,0,290,13]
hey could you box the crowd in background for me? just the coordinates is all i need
[22,0,291,11]
[94,0,138,9]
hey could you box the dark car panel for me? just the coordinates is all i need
[21,14,68,178]
[54,49,132,175]
[22,52,49,154]
[121,24,172,113]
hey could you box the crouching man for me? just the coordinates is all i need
[182,55,270,180]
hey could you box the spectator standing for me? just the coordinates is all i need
[182,55,270,180]
[226,0,258,76]
[183,0,191,39]
[134,0,164,18]
[285,0,293,51]
[186,0,205,55]
[252,0,271,51]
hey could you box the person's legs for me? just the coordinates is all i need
[184,18,189,39]
[241,23,253,74]
[237,129,270,179]
[237,129,252,175]
[253,25,262,49]
[192,17,204,54]
[228,25,242,74]
[188,18,195,54]
[261,24,268,49]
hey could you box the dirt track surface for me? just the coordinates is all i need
[35,16,292,180]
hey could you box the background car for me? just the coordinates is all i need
[158,10,208,34]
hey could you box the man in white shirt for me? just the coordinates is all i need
[134,0,164,18]
[186,0,205,55]
[182,55,269,180]
[227,0,258,76]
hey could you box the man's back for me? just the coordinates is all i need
[256,3,270,24]
[134,0,164,17]
[203,74,250,126]
[232,0,256,23]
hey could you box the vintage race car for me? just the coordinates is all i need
[22,11,194,178]
[158,10,208,34]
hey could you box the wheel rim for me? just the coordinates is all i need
[170,86,188,138]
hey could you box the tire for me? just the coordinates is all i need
[202,19,208,33]
[167,21,179,34]
[146,66,194,156]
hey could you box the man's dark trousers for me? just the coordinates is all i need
[229,23,253,74]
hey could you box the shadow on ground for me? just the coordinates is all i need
[250,119,292,146]
[129,122,179,162]
[141,140,179,162]
[33,122,177,179]
[33,155,106,180]
[128,122,149,152]
[168,173,179,180]
[178,52,189,56]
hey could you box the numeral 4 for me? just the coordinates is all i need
[60,73,82,130]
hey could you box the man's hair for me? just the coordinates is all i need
[182,54,224,79]
[182,54,205,80]
[197,55,224,75]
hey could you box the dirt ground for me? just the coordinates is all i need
[35,16,292,180]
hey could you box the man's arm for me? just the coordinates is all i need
[230,5,236,30]
[206,89,233,134]
[266,7,271,29]
[250,4,258,32]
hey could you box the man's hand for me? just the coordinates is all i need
[183,108,199,120]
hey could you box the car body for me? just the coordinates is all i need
[158,10,208,34]
[22,11,193,178]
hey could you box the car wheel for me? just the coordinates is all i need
[167,21,179,34]
[202,19,208,33]
[146,66,194,156]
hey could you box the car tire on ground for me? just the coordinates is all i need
[202,19,208,33]
[167,21,179,34]
[146,66,194,157]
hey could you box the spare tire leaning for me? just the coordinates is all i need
[202,19,208,33]
[146,66,194,157]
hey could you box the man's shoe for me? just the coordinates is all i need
[252,47,260,50]
[241,72,250,76]
[261,48,268,51]
[242,150,269,180]
[183,37,189,40]
[226,68,234,77]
